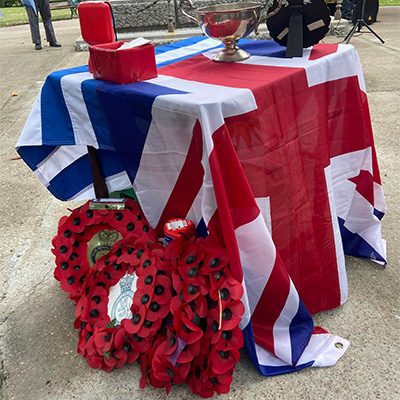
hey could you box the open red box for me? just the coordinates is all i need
[89,41,158,84]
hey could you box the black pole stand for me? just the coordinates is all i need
[344,0,384,44]
[286,0,304,58]
[87,145,109,198]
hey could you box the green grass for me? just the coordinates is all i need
[381,0,400,4]
[0,1,399,27]
[0,6,74,27]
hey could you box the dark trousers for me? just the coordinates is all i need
[25,0,57,45]
[342,0,354,19]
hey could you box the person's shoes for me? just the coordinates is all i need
[35,43,42,50]
[49,41,62,47]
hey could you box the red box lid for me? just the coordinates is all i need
[89,41,158,85]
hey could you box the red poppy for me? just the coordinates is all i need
[86,352,103,370]
[208,371,233,395]
[173,307,203,345]
[171,269,184,296]
[152,274,172,305]
[201,242,230,275]
[137,250,159,275]
[152,341,191,385]
[214,327,244,351]
[57,215,69,228]
[187,354,214,398]
[162,329,180,358]
[182,294,208,321]
[132,285,154,311]
[176,340,201,364]
[51,231,74,260]
[203,308,222,344]
[147,241,166,259]
[209,263,241,288]
[77,324,94,356]
[113,328,140,365]
[139,335,169,390]
[60,265,87,300]
[122,304,146,335]
[118,218,153,240]
[219,300,245,331]
[211,346,240,375]
[78,202,101,224]
[136,265,158,290]
[115,236,143,265]
[63,214,85,235]
[86,295,109,327]
[129,332,152,354]
[104,260,128,284]
[164,239,183,268]
[136,315,163,339]
[94,326,116,353]
[177,241,205,278]
[109,206,138,228]
[146,299,170,322]
[181,278,209,304]
[209,276,243,308]
[102,349,122,370]
[173,361,192,384]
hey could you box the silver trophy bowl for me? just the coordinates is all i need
[179,0,282,62]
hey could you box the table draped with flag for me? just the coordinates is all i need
[16,37,387,376]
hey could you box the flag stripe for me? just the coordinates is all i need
[81,79,116,150]
[154,121,204,234]
[155,37,223,68]
[41,67,87,146]
[61,72,99,147]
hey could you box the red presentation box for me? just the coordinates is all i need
[89,41,158,85]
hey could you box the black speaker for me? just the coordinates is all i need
[267,0,331,48]
[352,0,379,25]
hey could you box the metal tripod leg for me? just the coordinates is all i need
[360,21,385,43]
[344,0,384,44]
[345,19,385,44]
[344,19,362,43]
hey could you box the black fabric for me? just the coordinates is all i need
[352,0,379,25]
[267,0,331,48]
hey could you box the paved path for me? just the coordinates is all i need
[0,8,399,400]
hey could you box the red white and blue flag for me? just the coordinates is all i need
[16,37,387,375]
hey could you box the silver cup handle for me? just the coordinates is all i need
[179,0,198,24]
[254,0,283,34]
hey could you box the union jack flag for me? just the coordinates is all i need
[16,37,387,375]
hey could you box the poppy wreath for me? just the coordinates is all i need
[139,237,245,398]
[75,232,172,372]
[52,198,157,301]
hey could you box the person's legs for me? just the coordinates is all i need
[37,0,58,44]
[25,5,41,47]
[342,0,354,19]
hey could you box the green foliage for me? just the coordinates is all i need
[105,319,117,329]
[0,5,73,27]
[0,0,20,7]
[103,350,111,360]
